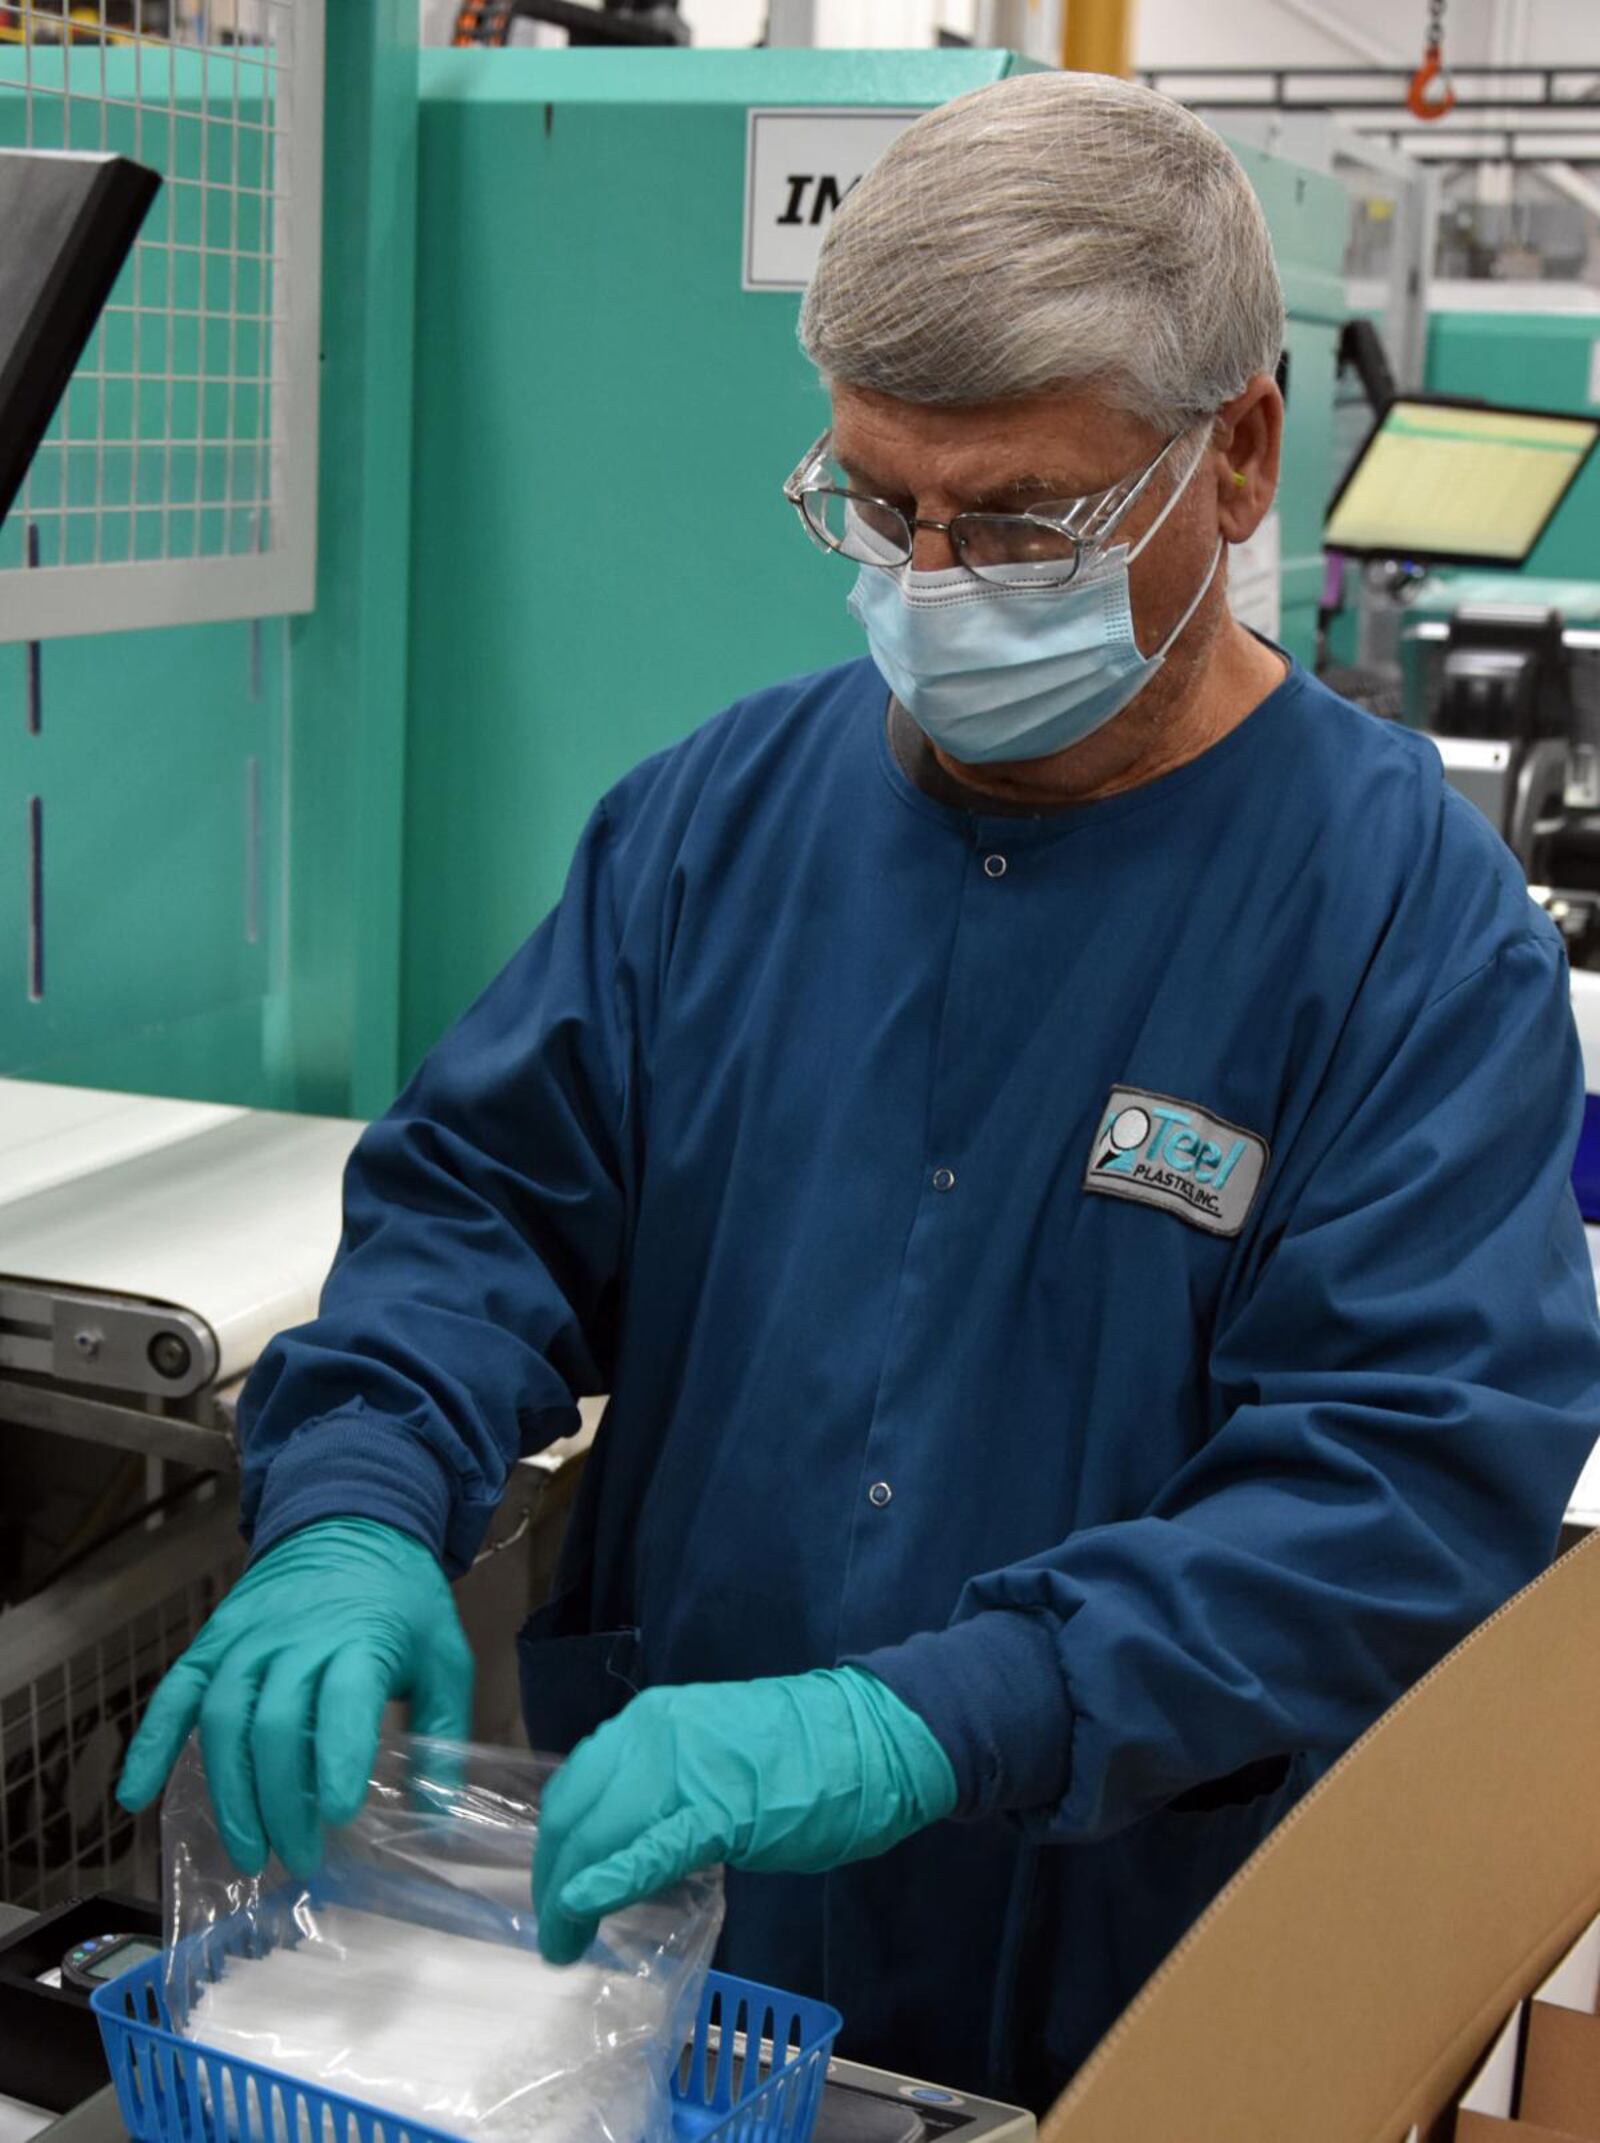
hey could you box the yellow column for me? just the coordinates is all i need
[1060,0,1134,78]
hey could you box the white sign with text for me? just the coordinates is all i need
[743,107,922,293]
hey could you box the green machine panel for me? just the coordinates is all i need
[404,50,1349,1073]
[0,36,1348,1114]
[0,48,285,1101]
[405,49,1026,1072]
[0,4,420,1118]
[1224,140,1346,669]
[0,620,285,1102]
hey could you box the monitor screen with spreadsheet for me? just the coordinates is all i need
[1323,395,1600,569]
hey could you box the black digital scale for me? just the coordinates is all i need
[698,2030,1033,2143]
[0,1895,162,2118]
[814,2059,1033,2143]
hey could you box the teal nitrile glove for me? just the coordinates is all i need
[116,1518,473,1878]
[532,1666,957,1965]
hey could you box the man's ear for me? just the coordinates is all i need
[1211,375,1283,542]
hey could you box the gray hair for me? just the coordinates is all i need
[799,72,1285,433]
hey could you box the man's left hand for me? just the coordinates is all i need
[532,1666,957,1964]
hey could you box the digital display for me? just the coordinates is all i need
[1324,398,1600,567]
[86,1937,160,1983]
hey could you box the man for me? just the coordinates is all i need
[119,73,1600,2108]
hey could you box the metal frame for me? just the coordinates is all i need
[1142,64,1600,113]
[1153,65,1600,167]
[1357,133,1600,165]
[1333,130,1435,392]
[0,0,326,644]
[0,1490,243,1914]
[1407,622,1600,651]
[783,427,1182,583]
[1205,114,1434,392]
[0,1283,218,1399]
[0,1369,239,1467]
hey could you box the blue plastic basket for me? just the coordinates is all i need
[92,1910,841,2143]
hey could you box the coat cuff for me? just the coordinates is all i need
[849,1609,1073,1821]
[246,1408,456,1569]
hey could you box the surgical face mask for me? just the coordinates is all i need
[847,438,1223,767]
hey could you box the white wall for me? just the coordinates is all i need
[681,0,978,43]
[678,0,765,42]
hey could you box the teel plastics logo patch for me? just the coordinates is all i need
[1084,1086,1268,1238]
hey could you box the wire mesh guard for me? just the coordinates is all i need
[0,0,323,639]
[0,1495,242,1911]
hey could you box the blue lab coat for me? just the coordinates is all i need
[239,658,1600,2106]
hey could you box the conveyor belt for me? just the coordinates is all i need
[0,1079,361,1408]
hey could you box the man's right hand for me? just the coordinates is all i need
[116,1517,473,1877]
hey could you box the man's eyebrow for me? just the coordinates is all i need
[963,472,1098,510]
[832,453,1101,511]
[833,451,909,499]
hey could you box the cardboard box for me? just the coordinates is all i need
[1523,1916,1600,2139]
[1453,2004,1530,2138]
[1454,1913,1600,2140]
[1041,1531,1600,2143]
[1524,2005,1600,2137]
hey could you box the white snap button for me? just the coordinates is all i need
[983,854,1007,879]
[932,1166,956,1192]
[868,1481,893,1508]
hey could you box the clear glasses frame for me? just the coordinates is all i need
[781,428,1185,587]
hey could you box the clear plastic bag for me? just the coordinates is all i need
[161,1735,725,2143]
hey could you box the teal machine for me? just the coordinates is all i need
[1,33,1351,1105]
[1397,310,1600,788]
[1323,387,1600,885]
[0,5,421,1120]
[1318,341,1600,1224]
[1322,363,1600,921]
[1326,305,1600,732]
[1388,312,1600,735]
[1426,310,1600,582]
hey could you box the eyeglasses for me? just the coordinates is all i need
[781,429,1186,588]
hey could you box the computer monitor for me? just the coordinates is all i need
[0,149,160,532]
[1323,394,1600,569]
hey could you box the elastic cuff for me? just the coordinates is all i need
[247,1410,455,1568]
[834,1666,959,1825]
[850,1610,1073,1821]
